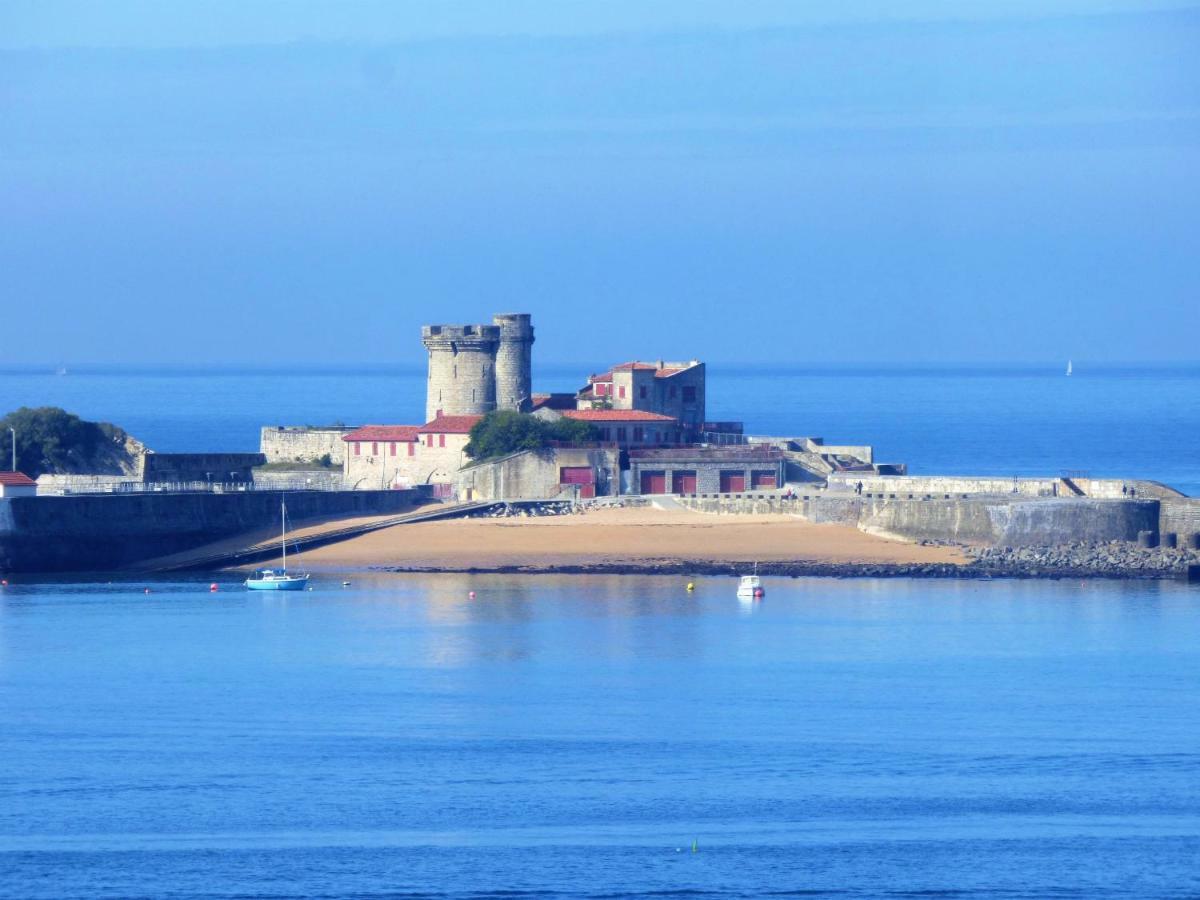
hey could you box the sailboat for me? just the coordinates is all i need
[245,499,310,591]
[1066,360,1073,377]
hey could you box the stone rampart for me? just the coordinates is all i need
[260,426,355,464]
[677,494,1160,547]
[0,489,422,573]
[1160,498,1200,546]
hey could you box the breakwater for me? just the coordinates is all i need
[0,489,424,573]
[679,494,1171,547]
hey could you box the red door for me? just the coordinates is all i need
[719,470,746,493]
[640,471,667,494]
[579,483,596,499]
[672,470,697,494]
[751,470,777,489]
[559,466,594,485]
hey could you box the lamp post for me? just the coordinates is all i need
[7,427,14,472]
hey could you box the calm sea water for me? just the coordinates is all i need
[2,365,1199,896]
[0,363,1197,494]
[2,574,1199,898]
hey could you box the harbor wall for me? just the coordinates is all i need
[0,489,423,574]
[259,426,355,465]
[677,495,1161,547]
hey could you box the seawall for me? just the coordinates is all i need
[0,490,423,574]
[678,494,1165,547]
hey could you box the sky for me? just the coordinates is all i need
[2,1,1198,366]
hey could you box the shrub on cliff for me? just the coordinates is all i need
[0,406,142,478]
[465,411,597,461]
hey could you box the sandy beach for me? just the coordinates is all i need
[295,506,968,572]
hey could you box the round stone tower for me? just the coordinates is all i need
[493,313,535,413]
[421,323,500,422]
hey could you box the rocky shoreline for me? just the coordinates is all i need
[374,541,1200,581]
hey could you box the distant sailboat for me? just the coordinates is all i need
[1066,360,1073,377]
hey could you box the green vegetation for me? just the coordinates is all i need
[465,410,597,461]
[0,406,133,478]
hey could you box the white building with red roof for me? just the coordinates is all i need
[0,472,38,498]
[342,416,482,496]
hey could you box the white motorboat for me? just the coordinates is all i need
[737,565,764,600]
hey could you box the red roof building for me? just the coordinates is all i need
[562,409,676,423]
[417,415,484,435]
[0,471,37,498]
[341,425,420,443]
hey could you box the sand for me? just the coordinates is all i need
[296,506,967,571]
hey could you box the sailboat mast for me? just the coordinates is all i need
[281,498,287,569]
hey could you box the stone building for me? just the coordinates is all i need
[555,409,682,448]
[422,313,534,422]
[577,361,706,434]
[627,445,785,496]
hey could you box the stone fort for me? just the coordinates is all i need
[421,313,534,422]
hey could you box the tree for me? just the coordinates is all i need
[0,406,132,478]
[465,410,598,461]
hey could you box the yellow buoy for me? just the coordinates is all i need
[686,582,695,592]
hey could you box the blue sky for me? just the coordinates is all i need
[2,1,1197,365]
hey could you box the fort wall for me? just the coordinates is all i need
[677,494,1162,547]
[260,426,354,464]
[0,489,422,573]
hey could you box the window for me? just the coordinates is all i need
[682,386,697,402]
[390,442,396,456]
[616,427,627,441]
[669,386,676,398]
[633,427,644,442]
[618,385,626,399]
[372,442,379,456]
[439,434,446,448]
[426,435,433,447]
[408,442,415,457]
[596,383,608,397]
[639,385,647,399]
[354,442,361,456]
[599,427,610,440]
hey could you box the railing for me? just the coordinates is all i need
[41,479,347,496]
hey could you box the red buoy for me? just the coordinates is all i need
[209,583,218,592]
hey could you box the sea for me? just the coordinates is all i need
[1,364,1199,898]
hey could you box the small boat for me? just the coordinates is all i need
[1066,360,1073,377]
[737,564,764,600]
[245,499,310,591]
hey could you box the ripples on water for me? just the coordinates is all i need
[2,575,1199,898]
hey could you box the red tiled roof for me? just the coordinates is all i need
[588,372,613,384]
[611,361,657,371]
[654,367,686,378]
[562,409,677,422]
[418,415,483,434]
[0,472,37,486]
[342,425,420,442]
